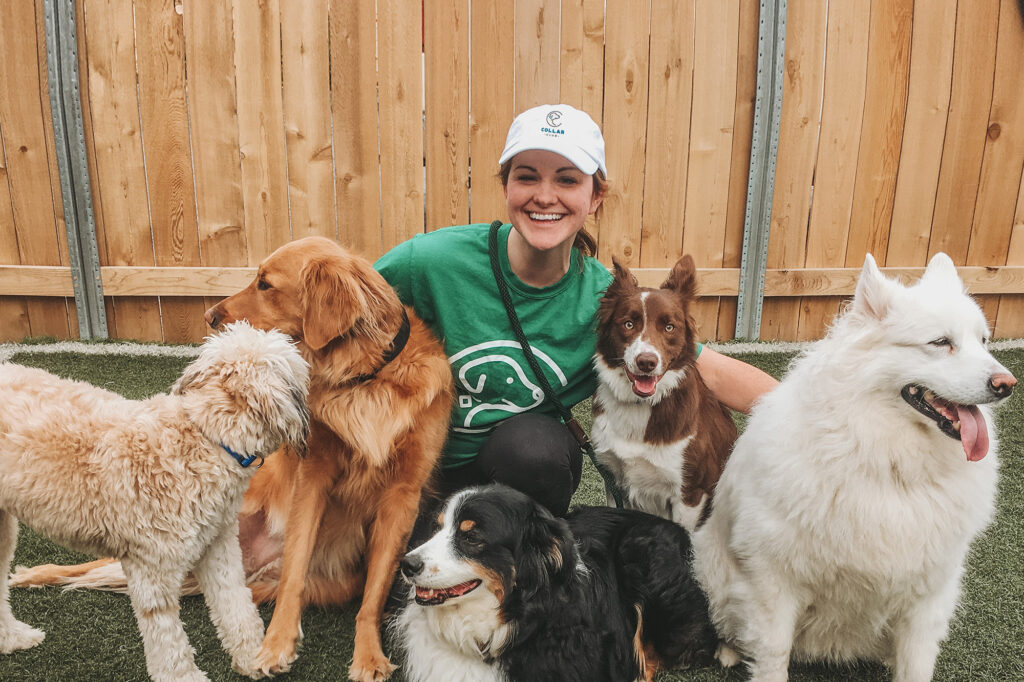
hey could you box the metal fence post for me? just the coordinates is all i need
[735,0,787,340]
[44,0,107,339]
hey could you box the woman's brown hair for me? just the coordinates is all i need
[498,160,607,258]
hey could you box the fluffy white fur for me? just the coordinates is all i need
[0,322,309,682]
[693,253,1012,682]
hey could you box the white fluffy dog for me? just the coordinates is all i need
[0,322,309,682]
[693,253,1015,682]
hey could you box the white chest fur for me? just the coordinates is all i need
[592,382,703,530]
[395,592,511,682]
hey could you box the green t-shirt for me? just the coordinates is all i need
[375,223,612,468]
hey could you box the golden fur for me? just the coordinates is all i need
[13,238,454,681]
[216,238,452,680]
[1,323,310,682]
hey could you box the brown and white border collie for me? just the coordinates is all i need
[592,255,736,531]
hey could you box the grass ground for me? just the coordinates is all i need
[0,347,1021,681]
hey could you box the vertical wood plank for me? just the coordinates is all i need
[600,0,650,267]
[134,0,206,343]
[330,0,382,254]
[234,0,290,262]
[559,0,584,109]
[717,0,759,341]
[682,0,740,339]
[377,0,424,254]
[845,0,913,268]
[281,0,335,241]
[184,0,247,267]
[514,0,561,111]
[886,0,955,266]
[83,0,161,341]
[640,1,694,269]
[0,0,71,339]
[469,0,515,224]
[0,120,31,340]
[760,0,827,341]
[796,1,871,341]
[581,0,605,127]
[927,0,999,263]
[994,167,1024,337]
[968,0,1024,268]
[425,0,470,230]
[973,0,1024,335]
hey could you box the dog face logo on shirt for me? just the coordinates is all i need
[448,341,567,432]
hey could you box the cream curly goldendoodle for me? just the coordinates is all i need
[0,322,309,682]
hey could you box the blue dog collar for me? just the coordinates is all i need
[221,443,263,468]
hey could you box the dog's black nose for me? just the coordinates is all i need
[989,373,1016,399]
[636,352,658,374]
[400,554,424,579]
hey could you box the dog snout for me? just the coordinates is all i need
[400,554,424,580]
[636,352,658,374]
[204,305,223,330]
[989,372,1016,399]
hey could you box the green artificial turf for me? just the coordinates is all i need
[1,348,1022,681]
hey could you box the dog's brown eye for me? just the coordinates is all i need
[929,337,951,348]
[624,320,634,330]
[257,278,271,291]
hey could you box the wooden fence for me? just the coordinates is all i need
[1,0,1022,343]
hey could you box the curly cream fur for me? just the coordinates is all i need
[0,322,309,682]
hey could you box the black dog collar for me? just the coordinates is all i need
[349,308,411,384]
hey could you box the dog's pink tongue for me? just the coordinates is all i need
[632,375,658,397]
[957,404,989,461]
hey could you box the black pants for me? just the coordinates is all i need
[441,412,582,515]
[410,413,582,545]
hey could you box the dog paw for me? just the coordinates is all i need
[0,620,45,653]
[348,654,397,682]
[232,651,271,679]
[254,642,296,676]
[715,641,741,668]
[234,661,270,680]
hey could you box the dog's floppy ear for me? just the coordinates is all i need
[298,255,364,350]
[919,252,965,293]
[663,254,697,300]
[299,254,401,352]
[514,504,577,602]
[852,253,897,321]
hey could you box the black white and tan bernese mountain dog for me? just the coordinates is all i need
[391,484,723,682]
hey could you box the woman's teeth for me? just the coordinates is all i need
[529,213,562,221]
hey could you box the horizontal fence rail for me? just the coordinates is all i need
[7,264,1024,298]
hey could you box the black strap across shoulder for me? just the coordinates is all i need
[487,220,624,509]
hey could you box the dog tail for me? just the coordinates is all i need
[9,559,201,596]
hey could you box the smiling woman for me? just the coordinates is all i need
[375,104,614,520]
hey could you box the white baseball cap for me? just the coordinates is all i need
[498,104,607,176]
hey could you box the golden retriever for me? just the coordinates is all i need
[13,237,453,681]
[1,322,310,682]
